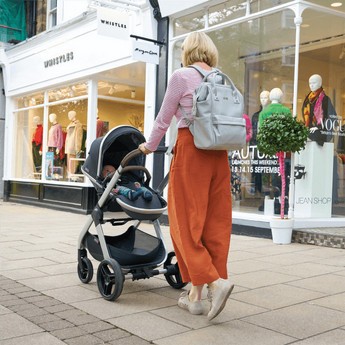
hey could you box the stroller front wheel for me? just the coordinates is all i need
[77,257,94,284]
[97,258,124,301]
[164,252,187,289]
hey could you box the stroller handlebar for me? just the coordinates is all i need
[120,149,151,185]
[120,148,143,167]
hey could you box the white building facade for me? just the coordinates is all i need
[1,0,345,232]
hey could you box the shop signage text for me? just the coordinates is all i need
[97,7,129,40]
[44,52,74,68]
[296,197,332,205]
[132,40,159,65]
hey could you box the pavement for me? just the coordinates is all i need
[1,201,345,345]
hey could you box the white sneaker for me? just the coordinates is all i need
[207,279,234,320]
[178,291,204,315]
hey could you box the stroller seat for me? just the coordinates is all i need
[116,192,167,221]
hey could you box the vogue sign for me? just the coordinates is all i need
[97,7,129,40]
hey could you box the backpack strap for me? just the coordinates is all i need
[188,65,219,80]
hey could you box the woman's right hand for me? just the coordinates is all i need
[139,143,152,155]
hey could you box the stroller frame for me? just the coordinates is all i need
[77,126,186,301]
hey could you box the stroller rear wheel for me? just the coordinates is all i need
[77,257,94,284]
[97,258,124,301]
[164,252,187,289]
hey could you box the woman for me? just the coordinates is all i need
[139,32,234,320]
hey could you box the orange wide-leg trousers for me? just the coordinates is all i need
[168,129,232,286]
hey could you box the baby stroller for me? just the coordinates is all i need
[77,125,186,301]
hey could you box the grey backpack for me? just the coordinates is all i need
[180,65,246,151]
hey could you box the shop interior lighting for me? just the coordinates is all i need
[339,46,345,60]
[331,2,343,7]
[108,86,114,95]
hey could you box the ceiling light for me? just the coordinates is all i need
[339,46,345,60]
[331,2,342,7]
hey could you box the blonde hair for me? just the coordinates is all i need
[181,32,218,67]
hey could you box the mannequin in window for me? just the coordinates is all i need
[259,88,291,126]
[32,116,43,172]
[301,74,336,146]
[65,110,83,176]
[96,108,105,138]
[258,88,292,214]
[250,90,270,197]
[250,90,269,147]
[48,113,64,157]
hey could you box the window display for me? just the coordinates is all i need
[300,74,337,146]
[171,6,345,217]
[32,115,43,173]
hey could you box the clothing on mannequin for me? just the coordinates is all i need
[259,88,291,126]
[65,110,83,175]
[48,113,64,155]
[250,90,270,196]
[32,116,43,171]
[96,116,106,138]
[243,114,252,143]
[301,74,336,146]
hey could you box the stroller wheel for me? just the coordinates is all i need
[77,257,94,284]
[164,252,187,289]
[97,259,124,301]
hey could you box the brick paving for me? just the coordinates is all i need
[0,275,145,344]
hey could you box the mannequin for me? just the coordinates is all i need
[65,110,83,176]
[250,90,269,146]
[250,90,270,197]
[301,74,336,146]
[259,88,291,126]
[32,116,43,171]
[48,113,64,155]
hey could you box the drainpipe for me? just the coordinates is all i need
[149,0,169,189]
[288,3,307,219]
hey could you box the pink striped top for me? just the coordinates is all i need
[145,67,205,152]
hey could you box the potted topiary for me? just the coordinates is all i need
[257,95,309,243]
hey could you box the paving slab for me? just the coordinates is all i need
[1,201,345,345]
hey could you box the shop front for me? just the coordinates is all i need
[2,6,158,213]
[156,0,345,228]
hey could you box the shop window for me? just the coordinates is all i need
[47,100,88,182]
[173,9,205,36]
[16,92,44,108]
[97,79,145,134]
[47,0,57,29]
[12,108,44,179]
[173,9,296,215]
[297,8,345,216]
[12,85,89,183]
[208,1,246,27]
[48,82,87,103]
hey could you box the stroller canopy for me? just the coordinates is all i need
[82,125,146,183]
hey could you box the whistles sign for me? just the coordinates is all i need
[97,7,129,40]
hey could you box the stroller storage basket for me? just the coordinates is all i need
[85,226,166,267]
